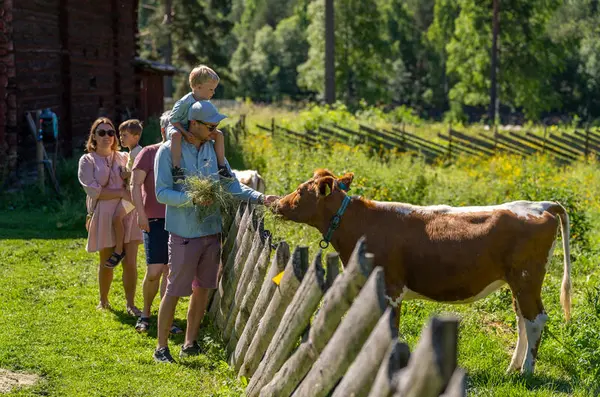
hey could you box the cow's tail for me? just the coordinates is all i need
[548,202,572,321]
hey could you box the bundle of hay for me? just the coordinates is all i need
[182,174,236,222]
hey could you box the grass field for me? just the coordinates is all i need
[1,107,600,396]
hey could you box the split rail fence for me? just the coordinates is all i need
[254,117,600,165]
[207,202,467,397]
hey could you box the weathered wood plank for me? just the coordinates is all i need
[440,369,466,397]
[331,307,399,397]
[226,233,273,356]
[290,266,388,397]
[222,219,267,342]
[259,238,373,397]
[392,316,459,397]
[367,340,411,397]
[247,251,332,397]
[238,246,309,378]
[216,207,257,329]
[232,242,290,371]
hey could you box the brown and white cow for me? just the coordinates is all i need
[273,169,571,374]
[233,169,266,193]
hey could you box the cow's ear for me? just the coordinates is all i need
[318,176,335,196]
[337,172,354,191]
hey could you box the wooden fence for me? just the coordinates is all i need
[208,202,466,397]
[255,117,600,164]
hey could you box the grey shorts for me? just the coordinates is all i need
[166,233,221,297]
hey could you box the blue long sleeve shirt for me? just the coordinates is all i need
[154,139,263,238]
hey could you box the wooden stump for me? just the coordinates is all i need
[367,340,411,397]
[222,219,267,341]
[290,266,388,397]
[331,307,399,397]
[238,246,309,379]
[217,208,257,330]
[392,316,459,397]
[225,233,272,356]
[247,251,335,397]
[232,241,289,371]
[260,237,373,397]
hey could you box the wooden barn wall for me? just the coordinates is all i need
[0,0,17,182]
[7,0,139,175]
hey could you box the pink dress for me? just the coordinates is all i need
[78,151,143,253]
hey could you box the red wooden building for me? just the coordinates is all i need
[0,0,173,187]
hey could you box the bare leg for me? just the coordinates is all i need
[113,204,127,255]
[157,294,179,349]
[159,265,168,298]
[98,247,115,308]
[184,287,211,347]
[171,132,182,169]
[122,241,139,315]
[142,263,165,318]
[213,131,226,167]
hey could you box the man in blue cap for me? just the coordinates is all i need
[153,100,278,363]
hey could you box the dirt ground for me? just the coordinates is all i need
[0,369,39,393]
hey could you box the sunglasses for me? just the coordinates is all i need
[96,129,116,137]
[198,121,218,132]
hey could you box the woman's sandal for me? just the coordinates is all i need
[170,324,184,335]
[135,317,150,333]
[105,251,126,269]
[126,306,142,317]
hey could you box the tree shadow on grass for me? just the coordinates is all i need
[468,369,574,394]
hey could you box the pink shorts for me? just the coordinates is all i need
[166,233,221,297]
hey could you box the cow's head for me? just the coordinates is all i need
[274,169,354,228]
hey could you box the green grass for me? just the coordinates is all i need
[0,211,244,396]
[2,105,600,396]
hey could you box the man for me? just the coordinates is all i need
[130,110,182,335]
[153,101,278,363]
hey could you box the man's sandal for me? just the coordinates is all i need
[105,251,126,269]
[135,317,150,333]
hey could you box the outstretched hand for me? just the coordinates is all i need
[262,195,279,206]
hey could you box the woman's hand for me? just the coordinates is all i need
[137,212,150,233]
[122,189,132,202]
[120,170,131,180]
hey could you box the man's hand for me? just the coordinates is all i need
[137,212,150,233]
[192,197,214,207]
[262,195,279,206]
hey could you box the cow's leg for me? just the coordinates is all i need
[508,270,547,374]
[507,297,528,373]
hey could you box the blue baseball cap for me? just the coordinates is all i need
[187,100,227,123]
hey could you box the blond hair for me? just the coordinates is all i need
[119,119,143,136]
[86,117,119,152]
[189,65,220,87]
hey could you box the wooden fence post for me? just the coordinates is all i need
[392,316,459,397]
[331,307,399,397]
[447,122,453,160]
[225,233,272,355]
[260,237,373,397]
[216,207,257,329]
[232,242,290,370]
[585,123,590,159]
[290,266,388,397]
[493,124,499,154]
[222,219,267,341]
[271,117,275,138]
[542,125,547,155]
[440,369,466,397]
[367,340,411,397]
[247,251,334,397]
[239,246,309,378]
[209,203,249,319]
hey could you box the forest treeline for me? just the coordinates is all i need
[138,0,600,123]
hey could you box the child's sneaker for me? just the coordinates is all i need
[179,341,202,358]
[172,166,184,183]
[218,165,233,179]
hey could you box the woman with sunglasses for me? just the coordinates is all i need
[78,117,142,314]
